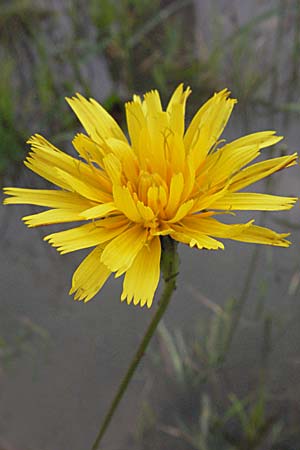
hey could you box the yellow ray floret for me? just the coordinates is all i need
[228,153,298,192]
[23,208,87,227]
[70,246,111,302]
[121,236,161,308]
[211,192,297,211]
[44,222,129,254]
[3,187,95,209]
[101,225,148,276]
[3,84,298,307]
[66,94,127,145]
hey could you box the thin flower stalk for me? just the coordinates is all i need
[91,236,178,449]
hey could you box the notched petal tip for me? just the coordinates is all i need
[26,133,46,146]
[65,92,83,102]
[189,238,225,250]
[120,291,153,308]
[21,217,34,228]
[70,286,94,303]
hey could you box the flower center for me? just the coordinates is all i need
[137,171,169,218]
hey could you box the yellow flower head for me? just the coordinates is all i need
[4,85,298,307]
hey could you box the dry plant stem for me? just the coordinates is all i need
[91,236,179,450]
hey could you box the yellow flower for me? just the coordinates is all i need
[3,85,298,307]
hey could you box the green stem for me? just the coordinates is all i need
[91,236,179,450]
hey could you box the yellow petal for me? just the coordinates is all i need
[184,90,227,149]
[180,215,253,238]
[210,192,297,211]
[147,186,159,213]
[101,225,148,276]
[230,223,291,247]
[66,94,127,144]
[136,201,155,222]
[113,185,141,222]
[185,89,236,168]
[165,172,184,218]
[70,246,111,302]
[145,112,169,178]
[147,185,168,217]
[22,208,86,227]
[179,215,291,247]
[142,90,162,116]
[72,133,106,167]
[224,130,283,150]
[44,222,128,254]
[168,199,194,223]
[166,83,184,111]
[167,84,191,113]
[106,137,135,160]
[177,214,290,247]
[171,225,224,250]
[121,236,161,308]
[138,171,154,204]
[191,187,228,213]
[106,138,139,183]
[102,153,123,186]
[166,84,191,137]
[55,168,110,203]
[80,202,117,220]
[151,221,173,236]
[200,131,283,189]
[169,98,191,139]
[95,215,129,229]
[228,153,298,192]
[137,127,152,169]
[181,154,196,201]
[26,134,111,198]
[3,188,94,209]
[168,133,186,174]
[25,157,71,191]
[125,100,147,152]
[202,144,261,188]
[158,185,168,209]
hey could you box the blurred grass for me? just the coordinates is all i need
[134,305,299,450]
[0,61,25,176]
[0,316,49,371]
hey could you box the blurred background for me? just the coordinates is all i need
[0,0,300,449]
